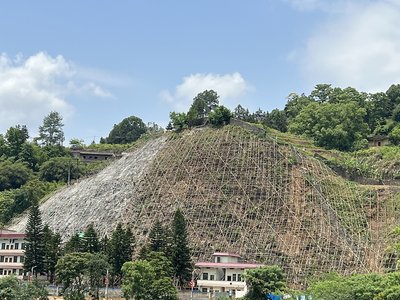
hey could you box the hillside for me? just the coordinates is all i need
[11,124,400,285]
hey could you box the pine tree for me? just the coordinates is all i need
[24,203,45,276]
[43,225,61,282]
[108,223,134,281]
[64,233,83,253]
[149,220,166,252]
[82,223,100,253]
[171,209,192,287]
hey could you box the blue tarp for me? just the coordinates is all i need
[266,293,282,300]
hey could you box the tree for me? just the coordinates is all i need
[64,233,84,253]
[122,254,178,300]
[171,209,192,287]
[108,223,134,281]
[288,101,369,151]
[149,220,167,253]
[0,276,48,300]
[4,125,29,158]
[24,203,45,276]
[106,115,147,144]
[43,225,61,283]
[263,109,288,132]
[234,104,252,122]
[244,266,286,299]
[56,252,92,300]
[37,111,65,146]
[0,160,32,191]
[86,253,110,300]
[82,224,100,253]
[208,105,232,127]
[190,90,219,119]
[39,157,83,183]
[169,112,188,131]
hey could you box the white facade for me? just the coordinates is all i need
[0,229,26,279]
[195,252,262,298]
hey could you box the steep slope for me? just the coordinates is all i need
[11,136,167,237]
[11,125,400,285]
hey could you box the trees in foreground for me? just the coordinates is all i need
[122,251,178,300]
[0,276,48,300]
[244,266,286,299]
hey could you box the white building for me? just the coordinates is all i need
[195,252,262,298]
[0,229,26,279]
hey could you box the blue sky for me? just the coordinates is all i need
[1,0,399,144]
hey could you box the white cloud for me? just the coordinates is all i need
[160,72,250,112]
[283,0,360,13]
[0,52,113,135]
[298,0,400,92]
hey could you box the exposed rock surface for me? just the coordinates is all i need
[11,137,167,238]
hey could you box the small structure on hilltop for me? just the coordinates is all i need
[195,252,262,298]
[0,229,26,279]
[71,149,115,163]
[368,135,390,147]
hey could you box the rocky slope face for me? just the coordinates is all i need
[11,126,400,285]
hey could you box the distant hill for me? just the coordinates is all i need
[10,124,400,286]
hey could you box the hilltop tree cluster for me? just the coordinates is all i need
[232,84,400,151]
[168,90,232,130]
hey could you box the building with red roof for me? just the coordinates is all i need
[194,252,262,298]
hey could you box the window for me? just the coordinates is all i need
[10,245,14,250]
[0,269,3,275]
[13,256,18,263]
[15,243,19,250]
[202,273,209,280]
[202,288,208,293]
[0,256,3,262]
[217,257,221,263]
[1,243,5,249]
[238,274,242,282]
[210,275,215,281]
[20,256,24,263]
[6,244,9,250]
[233,274,237,281]
[5,257,9,263]
[21,243,26,250]
[12,269,16,274]
[227,275,232,281]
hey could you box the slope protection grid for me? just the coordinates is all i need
[11,126,400,286]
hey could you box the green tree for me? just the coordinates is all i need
[244,266,286,299]
[37,111,65,146]
[0,276,48,300]
[65,233,84,254]
[4,125,29,158]
[82,224,100,253]
[288,101,369,151]
[122,255,178,300]
[86,253,110,300]
[56,252,92,300]
[106,115,147,144]
[208,105,232,127]
[284,93,313,120]
[233,104,252,122]
[184,90,220,127]
[0,160,32,191]
[263,109,288,132]
[24,203,45,276]
[43,225,61,283]
[169,112,188,131]
[39,157,83,183]
[149,220,167,253]
[108,223,134,281]
[171,209,192,287]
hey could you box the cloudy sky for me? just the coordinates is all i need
[1,0,399,143]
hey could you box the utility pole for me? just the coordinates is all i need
[105,268,109,300]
